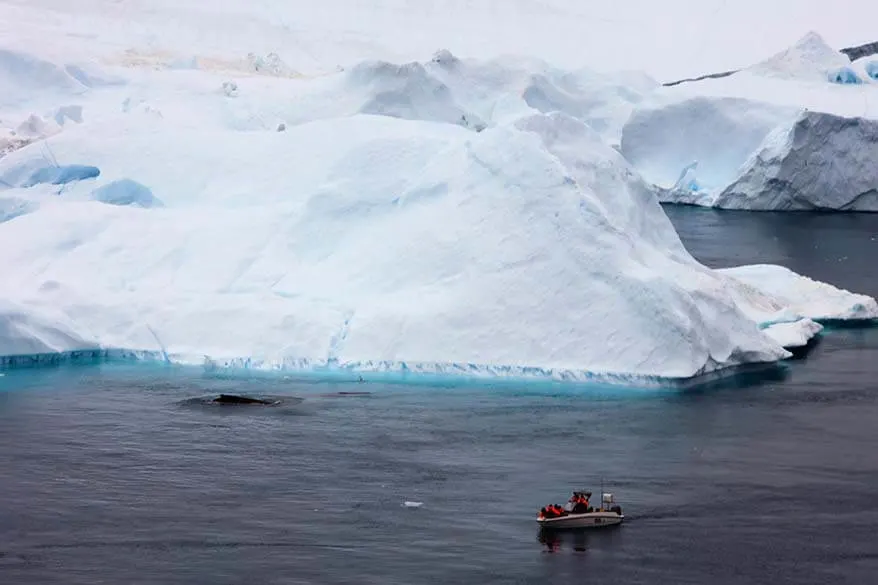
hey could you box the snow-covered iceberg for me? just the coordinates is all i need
[0,102,801,382]
[623,32,878,211]
[0,35,875,384]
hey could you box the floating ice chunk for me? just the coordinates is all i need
[761,319,823,349]
[719,264,878,321]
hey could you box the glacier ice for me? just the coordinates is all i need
[0,196,39,223]
[827,67,863,85]
[90,179,162,208]
[672,161,700,193]
[706,111,878,211]
[245,50,653,145]
[0,49,88,109]
[624,31,878,211]
[719,265,878,322]
[1,16,877,385]
[648,101,878,209]
[21,164,101,188]
[620,96,797,191]
[0,299,98,356]
[0,108,794,380]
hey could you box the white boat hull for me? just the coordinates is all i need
[537,511,624,529]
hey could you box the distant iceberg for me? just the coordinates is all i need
[621,32,878,211]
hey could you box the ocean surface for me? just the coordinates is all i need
[2,208,877,585]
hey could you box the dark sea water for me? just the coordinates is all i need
[2,208,878,585]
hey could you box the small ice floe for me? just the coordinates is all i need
[402,501,423,508]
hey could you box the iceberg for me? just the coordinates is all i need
[0,106,797,381]
[623,32,878,211]
[1,8,876,385]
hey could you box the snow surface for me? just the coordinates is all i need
[748,31,854,82]
[1,2,877,385]
[719,265,878,322]
[624,31,878,211]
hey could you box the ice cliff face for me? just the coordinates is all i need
[619,96,796,192]
[713,111,878,210]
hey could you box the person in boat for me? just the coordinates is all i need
[569,492,590,514]
[542,504,564,518]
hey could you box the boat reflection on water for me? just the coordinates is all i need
[537,524,623,554]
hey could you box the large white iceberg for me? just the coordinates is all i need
[1,47,874,385]
[1,5,877,385]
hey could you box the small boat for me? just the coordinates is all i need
[537,488,624,529]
